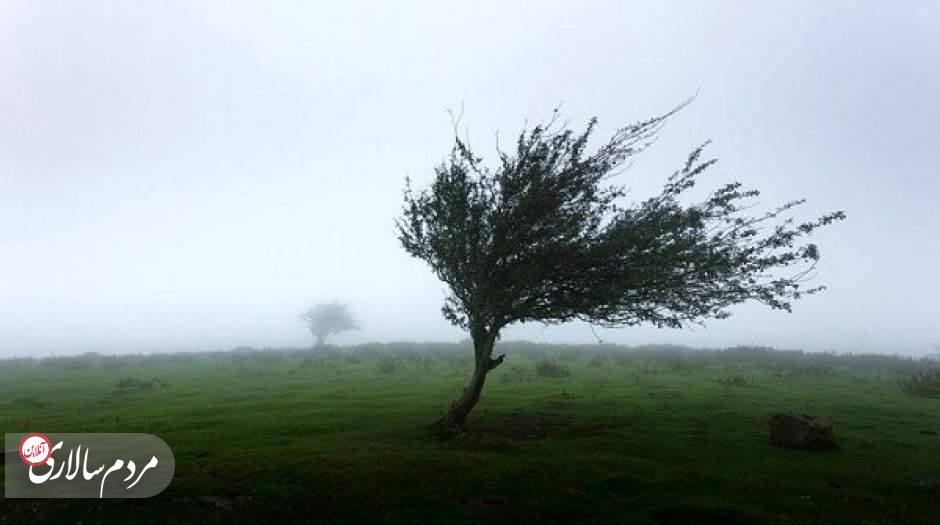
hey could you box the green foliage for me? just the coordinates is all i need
[397,105,845,337]
[535,359,571,378]
[900,369,940,398]
[397,106,845,426]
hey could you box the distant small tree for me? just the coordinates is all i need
[397,105,845,435]
[300,302,359,347]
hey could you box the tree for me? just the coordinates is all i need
[397,105,845,436]
[299,302,359,347]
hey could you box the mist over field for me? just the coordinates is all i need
[2,1,939,357]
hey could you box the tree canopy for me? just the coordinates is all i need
[397,105,845,434]
[300,302,360,347]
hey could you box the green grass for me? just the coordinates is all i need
[2,343,939,524]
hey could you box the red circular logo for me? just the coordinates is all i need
[19,433,52,467]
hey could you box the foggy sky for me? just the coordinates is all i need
[2,1,938,357]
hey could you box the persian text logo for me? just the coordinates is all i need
[5,433,175,498]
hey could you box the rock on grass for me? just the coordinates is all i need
[770,413,837,450]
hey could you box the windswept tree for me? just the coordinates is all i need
[300,302,360,347]
[397,105,845,435]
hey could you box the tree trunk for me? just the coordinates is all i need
[315,333,327,347]
[432,329,504,437]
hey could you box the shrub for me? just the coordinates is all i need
[535,359,571,378]
[900,370,940,398]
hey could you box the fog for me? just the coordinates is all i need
[1,1,938,357]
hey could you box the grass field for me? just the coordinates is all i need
[2,343,939,524]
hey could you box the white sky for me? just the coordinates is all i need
[1,1,938,356]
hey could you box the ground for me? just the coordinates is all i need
[1,343,939,524]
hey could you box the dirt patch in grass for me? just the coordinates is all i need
[467,411,617,441]
[900,369,940,398]
[469,411,569,440]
